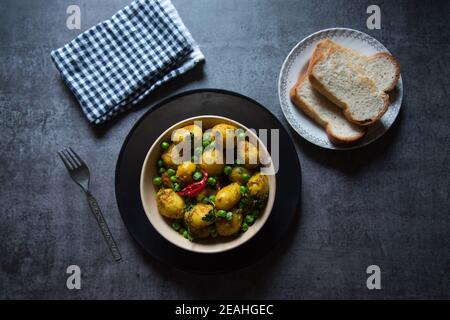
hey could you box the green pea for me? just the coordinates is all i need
[172,221,181,231]
[159,167,166,174]
[201,195,215,205]
[217,210,227,218]
[226,211,233,221]
[245,214,255,225]
[157,159,164,167]
[152,177,162,186]
[161,141,170,150]
[192,171,203,181]
[167,168,176,177]
[182,230,189,238]
[223,165,232,175]
[207,177,217,186]
[202,139,210,148]
[241,173,250,182]
[241,222,249,232]
[170,175,177,182]
[240,186,248,194]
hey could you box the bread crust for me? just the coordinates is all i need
[367,52,401,92]
[290,72,366,144]
[314,39,401,92]
[290,75,327,127]
[309,47,391,126]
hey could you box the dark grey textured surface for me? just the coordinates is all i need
[1,0,449,299]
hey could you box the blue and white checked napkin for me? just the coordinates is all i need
[51,0,204,124]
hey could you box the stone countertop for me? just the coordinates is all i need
[1,0,449,299]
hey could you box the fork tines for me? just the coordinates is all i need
[58,147,84,171]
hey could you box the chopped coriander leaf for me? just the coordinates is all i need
[172,221,181,231]
[173,183,181,192]
[202,210,216,223]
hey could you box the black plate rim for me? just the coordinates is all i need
[114,88,302,272]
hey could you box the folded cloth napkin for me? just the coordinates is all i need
[51,0,204,124]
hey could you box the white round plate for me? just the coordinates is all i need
[278,28,403,150]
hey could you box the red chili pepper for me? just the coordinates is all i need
[177,169,209,198]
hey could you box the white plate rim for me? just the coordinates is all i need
[278,27,403,150]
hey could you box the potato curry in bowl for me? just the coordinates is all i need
[140,116,276,253]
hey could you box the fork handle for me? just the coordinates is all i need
[86,192,122,261]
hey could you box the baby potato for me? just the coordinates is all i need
[190,227,210,239]
[176,161,197,183]
[237,141,259,169]
[200,149,224,175]
[172,124,202,145]
[185,203,214,229]
[156,188,185,219]
[215,182,241,210]
[247,173,269,199]
[216,210,243,236]
[161,144,180,169]
[229,166,252,184]
[211,123,237,147]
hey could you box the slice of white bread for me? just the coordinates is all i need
[290,74,367,144]
[313,39,400,92]
[309,47,390,125]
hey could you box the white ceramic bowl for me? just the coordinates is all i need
[140,115,276,254]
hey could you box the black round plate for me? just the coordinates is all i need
[115,89,301,273]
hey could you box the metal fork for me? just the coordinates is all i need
[58,147,122,262]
